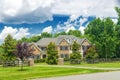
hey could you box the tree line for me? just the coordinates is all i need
[85,7,120,58]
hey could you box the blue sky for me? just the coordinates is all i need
[0,0,120,43]
[0,15,70,34]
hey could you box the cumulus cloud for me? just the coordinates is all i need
[79,26,85,34]
[0,26,30,42]
[42,26,53,33]
[112,18,118,24]
[55,16,88,34]
[66,26,75,33]
[0,0,119,24]
[0,0,55,24]
[52,0,119,17]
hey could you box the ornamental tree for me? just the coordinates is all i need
[14,42,34,70]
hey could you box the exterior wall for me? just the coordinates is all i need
[57,39,70,58]
[81,39,91,57]
[29,44,43,59]
[82,40,90,46]
[30,44,41,55]
[37,38,91,59]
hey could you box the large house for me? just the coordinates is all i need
[30,35,91,59]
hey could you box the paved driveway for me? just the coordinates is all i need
[35,71,120,80]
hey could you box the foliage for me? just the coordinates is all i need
[1,34,17,61]
[15,43,33,60]
[34,58,46,63]
[18,32,52,43]
[54,31,67,37]
[41,32,52,38]
[85,17,116,58]
[114,7,120,58]
[19,35,41,43]
[67,30,82,37]
[14,42,34,70]
[46,42,58,65]
[70,53,82,60]
[70,41,82,64]
[115,7,120,25]
[54,30,82,38]
[115,25,120,58]
[86,46,98,59]
[0,48,4,61]
[71,41,80,53]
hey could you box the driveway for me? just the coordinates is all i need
[34,71,120,80]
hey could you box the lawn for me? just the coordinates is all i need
[64,61,120,68]
[0,65,109,80]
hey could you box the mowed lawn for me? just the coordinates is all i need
[0,65,109,80]
[65,61,120,68]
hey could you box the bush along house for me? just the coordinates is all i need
[29,35,91,59]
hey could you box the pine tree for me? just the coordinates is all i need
[70,41,82,64]
[46,42,58,65]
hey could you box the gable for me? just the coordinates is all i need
[82,39,91,46]
[29,44,41,55]
[59,39,69,46]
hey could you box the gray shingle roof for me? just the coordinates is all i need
[36,38,57,46]
[36,35,90,46]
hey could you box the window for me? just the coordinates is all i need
[43,55,46,58]
[60,54,64,58]
[60,46,68,50]
[65,54,69,58]
[60,54,69,58]
[41,47,46,51]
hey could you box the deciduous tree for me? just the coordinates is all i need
[14,42,34,70]
[2,34,17,61]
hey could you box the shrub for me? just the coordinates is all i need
[70,52,82,64]
[85,46,99,63]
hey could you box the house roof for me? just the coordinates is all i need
[36,38,57,46]
[27,42,42,51]
[36,35,90,46]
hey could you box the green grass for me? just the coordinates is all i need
[64,61,120,68]
[0,65,109,80]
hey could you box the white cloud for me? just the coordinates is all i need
[14,28,30,39]
[0,0,119,24]
[0,0,55,24]
[0,26,30,42]
[42,26,53,33]
[79,26,85,34]
[79,18,88,25]
[52,0,119,17]
[55,16,88,34]
[112,18,118,24]
[66,26,75,33]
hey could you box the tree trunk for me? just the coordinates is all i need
[21,60,23,71]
